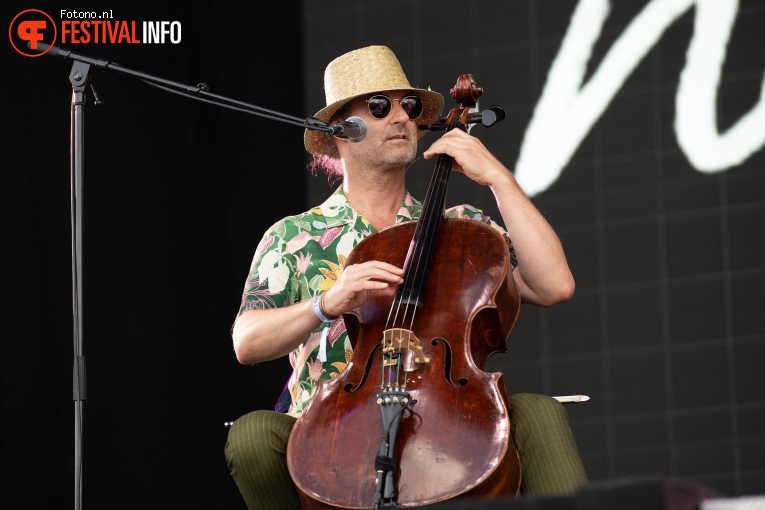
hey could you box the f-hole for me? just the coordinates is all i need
[343,342,380,393]
[432,337,467,387]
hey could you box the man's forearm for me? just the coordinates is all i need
[491,172,575,307]
[232,300,322,364]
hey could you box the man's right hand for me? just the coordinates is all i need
[321,261,404,317]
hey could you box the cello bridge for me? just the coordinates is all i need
[381,328,430,367]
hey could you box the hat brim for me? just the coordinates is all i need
[304,88,444,158]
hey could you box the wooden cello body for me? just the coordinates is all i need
[287,76,522,508]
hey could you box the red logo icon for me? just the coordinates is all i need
[9,9,57,57]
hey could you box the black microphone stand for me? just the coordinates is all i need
[32,42,335,510]
[69,57,89,510]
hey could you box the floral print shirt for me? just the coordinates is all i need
[236,188,515,417]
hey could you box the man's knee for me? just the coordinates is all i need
[225,410,296,469]
[225,411,301,510]
[510,392,569,426]
[508,393,587,495]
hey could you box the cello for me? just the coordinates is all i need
[287,74,522,509]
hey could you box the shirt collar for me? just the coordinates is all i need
[316,188,422,230]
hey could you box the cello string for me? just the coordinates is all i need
[400,148,455,388]
[385,287,410,389]
[383,290,411,388]
[401,121,461,388]
[385,225,424,387]
[380,114,463,390]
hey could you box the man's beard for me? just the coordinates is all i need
[351,126,418,169]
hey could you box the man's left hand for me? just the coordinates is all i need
[422,129,510,188]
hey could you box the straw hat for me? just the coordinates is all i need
[304,45,444,157]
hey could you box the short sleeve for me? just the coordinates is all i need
[236,220,298,319]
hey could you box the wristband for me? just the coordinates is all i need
[312,295,337,322]
[320,293,340,321]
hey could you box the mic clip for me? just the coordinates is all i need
[304,116,331,130]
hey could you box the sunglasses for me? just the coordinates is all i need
[364,95,423,120]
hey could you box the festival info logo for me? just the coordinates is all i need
[9,9,57,57]
[10,9,181,57]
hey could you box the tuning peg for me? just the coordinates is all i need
[469,105,505,128]
[418,123,447,131]
[488,105,505,123]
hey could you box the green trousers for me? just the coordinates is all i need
[225,393,587,510]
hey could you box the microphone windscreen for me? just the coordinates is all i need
[345,116,367,142]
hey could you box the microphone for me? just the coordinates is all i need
[328,116,367,142]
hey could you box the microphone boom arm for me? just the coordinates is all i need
[33,42,334,134]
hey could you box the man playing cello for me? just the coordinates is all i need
[226,45,587,510]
